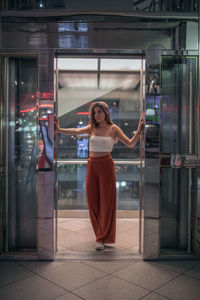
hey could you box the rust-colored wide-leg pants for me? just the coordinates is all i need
[86,154,116,243]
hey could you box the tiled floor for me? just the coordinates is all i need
[0,218,200,300]
[0,259,200,299]
[57,218,140,259]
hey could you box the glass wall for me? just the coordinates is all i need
[161,168,197,252]
[132,0,198,12]
[4,0,198,12]
[1,57,37,253]
[57,163,140,210]
[160,56,198,253]
[161,57,197,156]
[55,57,144,210]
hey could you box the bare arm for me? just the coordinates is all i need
[54,115,91,136]
[59,125,91,135]
[114,115,144,148]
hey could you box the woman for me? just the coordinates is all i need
[54,101,145,251]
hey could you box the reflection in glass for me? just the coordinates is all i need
[2,57,37,252]
[56,57,143,212]
[161,57,197,155]
[99,73,138,89]
[59,72,98,88]
[57,58,98,70]
[6,0,198,12]
[132,0,198,12]
[56,58,142,160]
[160,168,196,252]
[101,59,142,71]
[145,94,160,158]
[58,164,140,210]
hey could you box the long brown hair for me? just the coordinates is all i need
[89,101,113,130]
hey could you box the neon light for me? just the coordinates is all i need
[77,112,91,115]
[39,104,54,108]
[40,92,54,99]
[20,104,54,113]
[20,107,37,113]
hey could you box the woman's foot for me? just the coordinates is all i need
[96,242,104,251]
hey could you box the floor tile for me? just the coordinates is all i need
[156,274,200,300]
[113,261,179,291]
[115,232,138,250]
[184,263,200,280]
[141,292,170,300]
[58,218,69,223]
[17,260,66,274]
[70,241,96,251]
[75,227,95,238]
[151,260,199,274]
[73,274,148,300]
[82,261,134,273]
[58,231,92,248]
[57,218,140,254]
[0,275,66,300]
[121,227,140,236]
[121,245,139,253]
[58,227,73,236]
[40,261,105,291]
[116,219,138,233]
[58,244,68,251]
[0,262,34,287]
[59,219,91,231]
[55,292,83,300]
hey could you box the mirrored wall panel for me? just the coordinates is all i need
[160,55,198,254]
[1,57,37,253]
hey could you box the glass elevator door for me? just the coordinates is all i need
[0,56,38,254]
[160,56,198,253]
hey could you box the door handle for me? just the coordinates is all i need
[160,155,200,167]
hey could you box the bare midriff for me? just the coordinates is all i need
[89,151,110,157]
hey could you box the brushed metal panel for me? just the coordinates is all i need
[38,172,55,260]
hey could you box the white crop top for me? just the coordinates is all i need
[89,135,115,152]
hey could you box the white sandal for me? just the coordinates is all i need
[96,242,104,250]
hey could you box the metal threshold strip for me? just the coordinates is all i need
[55,160,143,165]
[56,250,142,261]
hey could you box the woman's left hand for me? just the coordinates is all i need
[138,113,145,134]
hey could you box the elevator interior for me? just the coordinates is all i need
[54,57,145,257]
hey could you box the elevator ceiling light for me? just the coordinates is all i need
[101,59,141,71]
[57,58,98,71]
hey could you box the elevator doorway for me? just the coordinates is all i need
[54,56,145,258]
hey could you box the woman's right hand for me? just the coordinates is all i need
[54,115,60,133]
